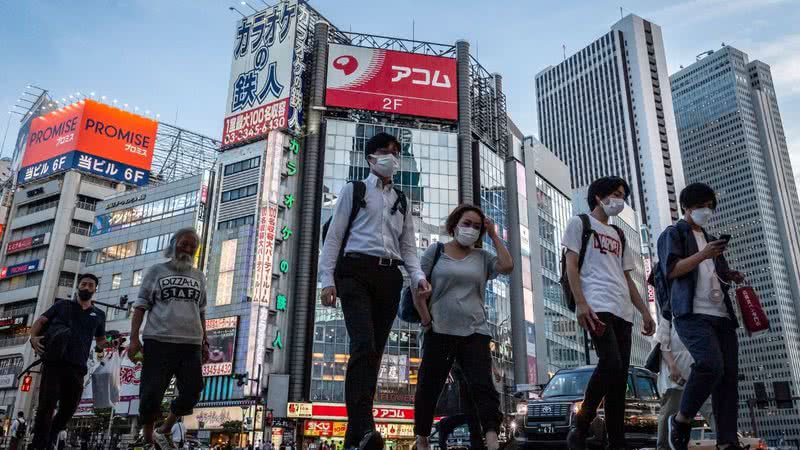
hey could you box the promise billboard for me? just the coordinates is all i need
[325,44,458,120]
[19,99,157,186]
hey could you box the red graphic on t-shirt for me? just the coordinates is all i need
[593,233,622,256]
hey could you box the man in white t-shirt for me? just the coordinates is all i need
[562,176,656,450]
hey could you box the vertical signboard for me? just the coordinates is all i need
[222,1,299,148]
[203,316,239,376]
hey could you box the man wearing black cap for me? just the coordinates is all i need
[319,132,431,450]
[29,273,107,450]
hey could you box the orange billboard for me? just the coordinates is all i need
[19,99,158,186]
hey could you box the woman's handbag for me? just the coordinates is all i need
[645,343,661,373]
[397,243,444,323]
[736,285,770,336]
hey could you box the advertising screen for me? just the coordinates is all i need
[221,1,299,148]
[18,99,157,186]
[325,44,458,120]
[203,316,238,376]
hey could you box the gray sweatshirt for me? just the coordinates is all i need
[134,261,207,345]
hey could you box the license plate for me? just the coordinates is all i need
[538,424,554,433]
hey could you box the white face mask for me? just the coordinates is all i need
[601,197,625,216]
[455,226,480,247]
[690,207,713,226]
[369,154,399,178]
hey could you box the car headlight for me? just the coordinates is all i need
[572,401,583,414]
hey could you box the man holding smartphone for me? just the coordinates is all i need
[658,183,745,450]
[562,177,656,450]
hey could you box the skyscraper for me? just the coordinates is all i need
[535,14,685,245]
[671,45,800,442]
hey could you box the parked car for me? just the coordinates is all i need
[514,365,660,449]
[688,427,766,449]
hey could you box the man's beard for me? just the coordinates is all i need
[172,253,195,271]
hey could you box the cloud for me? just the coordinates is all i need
[750,34,800,96]
[648,0,793,27]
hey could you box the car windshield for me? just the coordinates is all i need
[542,371,593,398]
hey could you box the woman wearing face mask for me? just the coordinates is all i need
[412,205,513,450]
[657,183,746,450]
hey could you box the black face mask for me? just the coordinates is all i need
[78,289,93,301]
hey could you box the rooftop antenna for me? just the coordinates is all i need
[620,6,623,19]
[562,44,566,61]
[412,20,415,45]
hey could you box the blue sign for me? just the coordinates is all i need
[0,260,40,279]
[17,151,150,186]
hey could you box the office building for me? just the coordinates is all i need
[535,14,685,246]
[671,45,800,443]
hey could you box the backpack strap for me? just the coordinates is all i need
[577,214,593,270]
[609,224,627,259]
[338,181,367,260]
[390,187,407,216]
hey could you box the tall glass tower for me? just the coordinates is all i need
[671,46,800,443]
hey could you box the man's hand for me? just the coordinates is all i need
[576,302,600,333]
[202,341,210,364]
[727,270,746,284]
[29,336,45,355]
[416,279,432,301]
[320,286,337,307]
[700,240,726,260]
[128,338,143,362]
[668,362,682,384]
[641,313,656,336]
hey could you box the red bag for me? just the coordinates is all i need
[736,286,769,336]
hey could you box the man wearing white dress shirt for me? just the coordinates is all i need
[319,132,431,450]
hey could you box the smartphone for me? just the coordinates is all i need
[592,320,607,337]
[719,234,732,244]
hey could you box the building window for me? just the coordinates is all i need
[111,273,122,290]
[221,184,258,203]
[215,239,238,306]
[89,233,172,265]
[132,270,143,287]
[217,215,255,230]
[92,191,199,236]
[224,156,261,176]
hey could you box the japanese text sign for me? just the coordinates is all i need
[325,44,458,120]
[203,316,239,377]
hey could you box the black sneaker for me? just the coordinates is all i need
[358,431,384,450]
[566,426,588,450]
[667,414,690,450]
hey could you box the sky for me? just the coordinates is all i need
[1,0,799,186]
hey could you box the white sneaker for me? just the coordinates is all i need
[415,436,430,450]
[485,430,499,450]
[153,429,175,450]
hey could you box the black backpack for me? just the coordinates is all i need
[321,180,407,262]
[15,419,27,439]
[42,301,76,363]
[650,224,691,320]
[559,214,626,312]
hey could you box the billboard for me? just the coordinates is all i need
[203,316,238,377]
[18,99,157,186]
[0,260,41,279]
[325,44,458,120]
[222,1,299,148]
[7,234,46,254]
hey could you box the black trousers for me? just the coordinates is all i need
[138,339,204,424]
[31,363,85,450]
[577,312,632,448]
[335,258,403,447]
[437,414,484,450]
[414,332,501,438]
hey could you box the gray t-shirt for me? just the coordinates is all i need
[422,243,498,337]
[133,261,207,345]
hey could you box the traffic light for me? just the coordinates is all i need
[20,375,32,392]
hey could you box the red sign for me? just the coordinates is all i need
[326,44,457,120]
[311,403,414,423]
[222,98,288,148]
[6,234,45,255]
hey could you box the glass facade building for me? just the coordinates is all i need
[672,46,800,443]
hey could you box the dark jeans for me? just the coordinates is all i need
[31,363,85,450]
[674,314,738,445]
[138,339,204,424]
[577,312,632,448]
[414,332,501,438]
[335,258,404,447]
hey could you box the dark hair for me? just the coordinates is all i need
[587,176,631,210]
[364,132,400,160]
[78,273,99,286]
[679,182,717,213]
[17,411,23,418]
[445,204,487,243]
